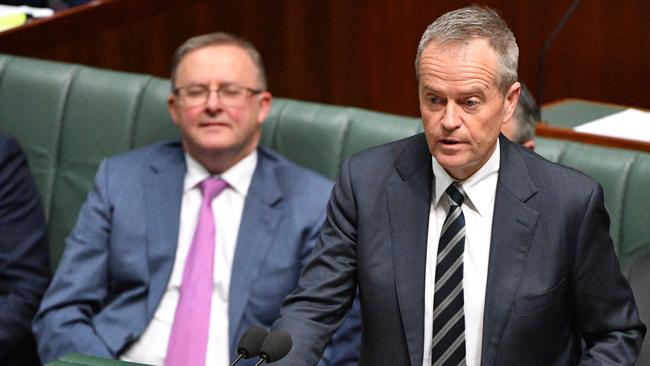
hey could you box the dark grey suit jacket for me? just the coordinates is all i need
[0,133,50,366]
[33,141,360,365]
[275,133,645,365]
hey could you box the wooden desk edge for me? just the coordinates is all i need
[536,123,650,153]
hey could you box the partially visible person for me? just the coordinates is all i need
[625,254,650,366]
[33,32,360,366]
[0,133,51,366]
[501,83,538,150]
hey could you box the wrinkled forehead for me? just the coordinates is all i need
[418,39,499,90]
[175,45,263,87]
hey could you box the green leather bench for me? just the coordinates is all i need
[0,53,649,365]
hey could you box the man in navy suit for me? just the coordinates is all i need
[0,133,50,366]
[33,33,360,365]
[273,6,645,365]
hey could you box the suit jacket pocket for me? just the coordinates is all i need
[514,278,567,316]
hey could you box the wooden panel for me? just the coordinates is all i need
[1,0,648,116]
[536,123,650,153]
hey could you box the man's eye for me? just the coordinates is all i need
[186,87,207,96]
[465,99,479,108]
[429,96,442,105]
[221,87,243,97]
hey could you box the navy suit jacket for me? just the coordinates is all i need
[34,141,360,365]
[0,133,50,366]
[275,134,645,365]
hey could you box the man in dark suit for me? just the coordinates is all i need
[33,33,360,365]
[273,6,645,365]
[0,133,51,366]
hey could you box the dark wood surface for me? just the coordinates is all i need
[539,99,650,153]
[1,0,649,117]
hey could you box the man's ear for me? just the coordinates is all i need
[503,82,521,122]
[167,94,180,126]
[256,92,273,125]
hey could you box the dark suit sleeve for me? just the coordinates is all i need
[33,160,114,362]
[308,196,360,366]
[274,158,360,366]
[571,185,646,364]
[0,136,50,360]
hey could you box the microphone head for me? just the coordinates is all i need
[237,326,269,358]
[258,330,292,362]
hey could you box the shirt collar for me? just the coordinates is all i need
[431,139,500,216]
[184,150,258,197]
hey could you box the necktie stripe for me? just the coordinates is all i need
[432,307,465,345]
[432,280,463,319]
[432,183,466,365]
[440,205,462,234]
[436,228,465,265]
[432,331,466,366]
[434,255,463,294]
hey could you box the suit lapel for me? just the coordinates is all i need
[228,148,282,346]
[144,142,186,319]
[481,137,539,366]
[388,134,433,366]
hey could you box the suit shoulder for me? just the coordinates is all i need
[94,141,180,175]
[105,140,181,165]
[259,146,333,193]
[523,146,600,190]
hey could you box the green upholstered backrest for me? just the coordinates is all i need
[536,137,650,265]
[1,53,649,272]
[0,54,179,267]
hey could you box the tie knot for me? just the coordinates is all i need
[200,177,228,200]
[446,183,465,206]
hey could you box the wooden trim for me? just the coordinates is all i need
[536,123,650,153]
[543,98,649,112]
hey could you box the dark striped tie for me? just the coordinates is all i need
[431,183,466,366]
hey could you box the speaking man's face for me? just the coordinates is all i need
[418,38,519,180]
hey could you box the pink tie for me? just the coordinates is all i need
[165,178,228,366]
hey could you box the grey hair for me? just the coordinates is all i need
[170,32,267,91]
[415,6,518,94]
[511,83,539,143]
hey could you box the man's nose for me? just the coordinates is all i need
[441,104,461,130]
[205,89,223,111]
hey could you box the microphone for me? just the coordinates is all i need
[253,330,293,365]
[230,326,269,366]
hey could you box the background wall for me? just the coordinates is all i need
[1,0,648,116]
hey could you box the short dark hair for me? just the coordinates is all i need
[415,6,518,94]
[170,32,267,91]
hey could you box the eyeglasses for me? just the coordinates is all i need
[173,84,263,107]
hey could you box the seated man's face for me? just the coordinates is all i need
[168,45,271,167]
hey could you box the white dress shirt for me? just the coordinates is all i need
[422,141,500,366]
[121,151,257,365]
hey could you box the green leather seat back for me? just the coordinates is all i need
[264,98,423,179]
[0,54,179,266]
